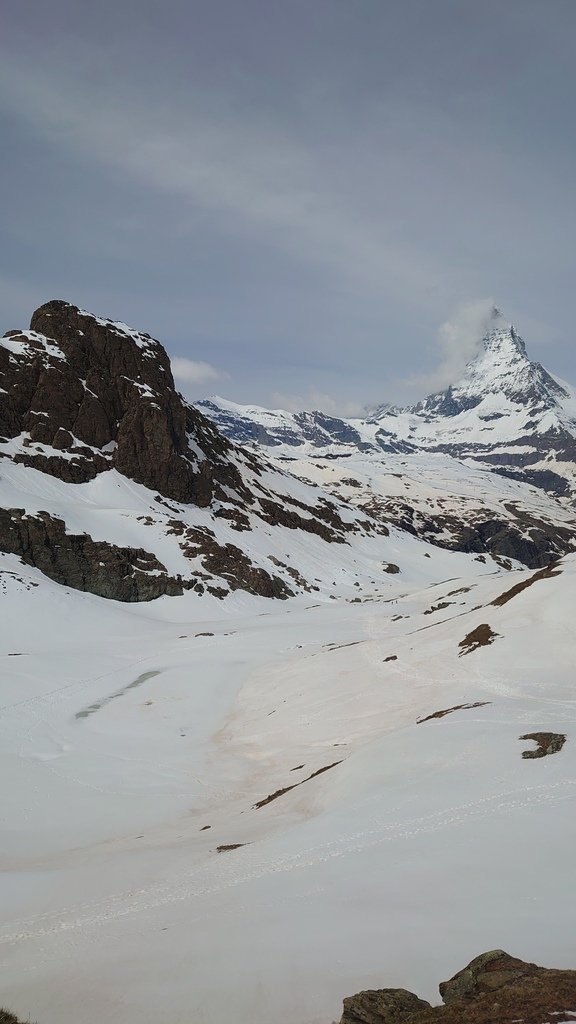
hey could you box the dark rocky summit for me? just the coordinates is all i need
[339,950,576,1023]
[1,299,238,504]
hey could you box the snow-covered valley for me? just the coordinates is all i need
[2,547,576,1023]
[1,300,576,1024]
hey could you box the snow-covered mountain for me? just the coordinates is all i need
[197,313,576,570]
[2,300,576,1024]
[1,300,469,604]
[198,310,576,498]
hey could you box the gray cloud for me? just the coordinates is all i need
[0,59,447,307]
[1,0,575,410]
[409,299,497,396]
[172,356,227,396]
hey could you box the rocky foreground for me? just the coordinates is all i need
[339,950,576,1023]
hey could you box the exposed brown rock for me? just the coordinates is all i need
[520,731,566,758]
[423,602,452,615]
[257,495,344,543]
[439,950,535,1004]
[417,701,490,724]
[165,520,293,599]
[367,497,574,571]
[340,988,431,1024]
[339,951,576,1024]
[491,561,562,607]
[450,518,566,569]
[253,760,342,809]
[0,508,183,602]
[458,623,500,656]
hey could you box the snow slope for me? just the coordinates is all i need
[1,551,575,1024]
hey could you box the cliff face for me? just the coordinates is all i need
[339,950,576,1024]
[0,507,187,601]
[0,299,234,505]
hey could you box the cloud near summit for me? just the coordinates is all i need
[407,299,497,397]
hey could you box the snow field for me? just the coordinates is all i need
[1,555,575,1023]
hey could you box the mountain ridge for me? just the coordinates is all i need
[2,299,576,607]
[198,314,576,499]
[0,299,441,602]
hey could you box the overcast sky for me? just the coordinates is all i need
[1,0,575,412]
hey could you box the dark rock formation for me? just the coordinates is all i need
[339,951,576,1024]
[340,988,431,1024]
[438,950,536,1004]
[0,508,183,601]
[450,516,573,569]
[1,299,230,505]
[458,624,500,656]
[520,732,566,759]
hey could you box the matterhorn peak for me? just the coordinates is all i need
[480,308,527,360]
[410,308,571,420]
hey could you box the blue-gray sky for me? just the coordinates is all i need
[1,0,575,412]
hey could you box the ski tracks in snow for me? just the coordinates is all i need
[1,777,574,952]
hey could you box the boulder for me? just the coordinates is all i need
[340,988,431,1024]
[438,949,536,1004]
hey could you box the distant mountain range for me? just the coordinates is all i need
[198,309,576,498]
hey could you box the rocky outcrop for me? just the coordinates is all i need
[0,300,230,505]
[520,732,566,758]
[340,988,431,1023]
[338,496,575,571]
[438,950,536,1004]
[450,516,573,569]
[0,508,184,601]
[338,951,576,1024]
[458,623,500,655]
[165,520,293,599]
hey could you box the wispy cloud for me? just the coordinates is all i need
[0,58,449,307]
[171,356,227,391]
[1,11,573,409]
[408,299,497,395]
